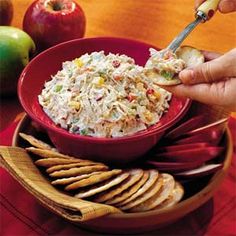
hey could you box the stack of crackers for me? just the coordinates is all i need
[20,133,184,213]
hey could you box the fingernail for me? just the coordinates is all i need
[179,69,194,84]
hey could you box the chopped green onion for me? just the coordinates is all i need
[80,129,88,136]
[160,71,174,80]
[55,85,63,92]
[98,71,107,77]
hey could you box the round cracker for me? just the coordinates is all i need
[153,181,184,210]
[94,169,144,203]
[74,172,130,199]
[51,171,104,186]
[49,165,108,178]
[144,69,181,86]
[35,158,83,167]
[176,46,204,68]
[153,76,181,86]
[117,169,159,207]
[26,147,78,160]
[120,173,163,211]
[19,133,56,151]
[129,173,175,212]
[65,169,122,190]
[105,171,149,205]
[46,161,103,173]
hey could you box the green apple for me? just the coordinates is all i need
[0,26,36,96]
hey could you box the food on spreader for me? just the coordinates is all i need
[38,51,172,138]
[21,133,184,213]
[145,46,204,85]
[145,49,186,85]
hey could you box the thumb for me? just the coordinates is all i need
[179,48,236,85]
[219,0,236,13]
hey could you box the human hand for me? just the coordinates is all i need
[161,48,236,111]
[195,0,236,13]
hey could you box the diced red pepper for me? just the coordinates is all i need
[114,75,122,81]
[146,88,154,95]
[127,94,136,102]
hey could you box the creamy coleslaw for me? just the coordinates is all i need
[39,51,174,138]
[145,48,186,81]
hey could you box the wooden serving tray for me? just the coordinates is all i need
[8,111,233,234]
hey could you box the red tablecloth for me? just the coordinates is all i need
[0,117,236,236]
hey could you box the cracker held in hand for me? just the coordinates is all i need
[94,169,144,203]
[74,172,130,199]
[129,173,175,212]
[65,169,122,190]
[145,46,204,86]
[105,171,149,205]
[116,169,159,207]
[120,173,163,211]
[19,133,57,151]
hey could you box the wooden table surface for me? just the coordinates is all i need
[1,0,236,130]
[12,0,236,52]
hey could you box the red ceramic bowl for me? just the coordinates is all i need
[18,37,191,164]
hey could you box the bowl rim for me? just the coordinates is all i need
[12,114,233,219]
[18,37,191,143]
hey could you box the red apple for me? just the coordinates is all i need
[0,0,13,25]
[23,0,86,51]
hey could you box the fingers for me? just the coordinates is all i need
[201,50,221,61]
[218,0,236,13]
[161,79,236,111]
[195,0,236,13]
[161,83,218,105]
[179,48,236,85]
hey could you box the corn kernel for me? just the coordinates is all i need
[144,111,153,122]
[93,77,105,86]
[98,77,104,85]
[68,101,81,110]
[148,94,156,101]
[74,58,83,67]
[153,91,161,100]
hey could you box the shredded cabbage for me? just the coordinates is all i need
[39,51,173,138]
